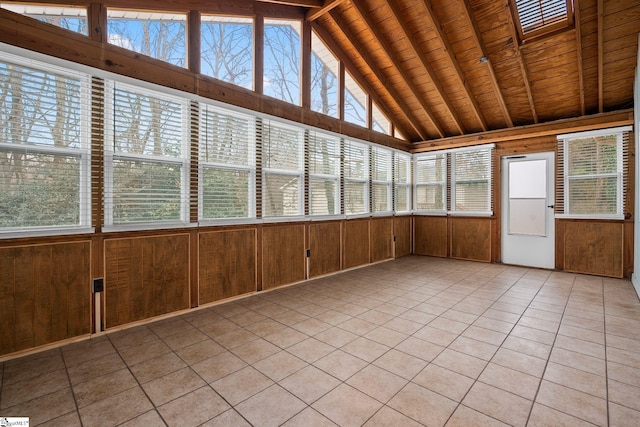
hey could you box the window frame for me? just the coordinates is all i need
[510,0,574,42]
[449,145,493,216]
[198,102,256,224]
[371,145,393,214]
[557,126,630,220]
[343,139,370,217]
[394,151,412,214]
[103,79,191,231]
[413,152,447,215]
[308,131,341,218]
[261,119,305,220]
[0,51,92,238]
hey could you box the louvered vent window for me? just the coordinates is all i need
[394,152,412,213]
[261,120,304,218]
[344,140,369,215]
[199,104,255,221]
[371,146,392,213]
[104,81,190,227]
[308,131,340,216]
[512,0,573,40]
[0,52,92,235]
[557,126,630,219]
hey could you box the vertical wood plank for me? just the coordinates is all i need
[262,224,306,289]
[343,218,370,269]
[371,217,393,262]
[309,221,341,277]
[393,216,412,257]
[414,216,448,257]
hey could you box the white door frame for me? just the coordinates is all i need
[501,152,555,269]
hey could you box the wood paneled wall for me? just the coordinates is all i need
[309,221,342,278]
[393,216,412,257]
[450,217,492,262]
[414,216,448,257]
[262,224,306,290]
[104,234,190,328]
[371,217,394,263]
[0,241,91,355]
[199,228,257,304]
[343,219,371,269]
[558,220,625,278]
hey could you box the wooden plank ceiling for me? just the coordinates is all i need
[267,0,639,143]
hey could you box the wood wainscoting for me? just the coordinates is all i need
[104,233,191,328]
[413,215,493,262]
[0,240,91,355]
[199,228,257,304]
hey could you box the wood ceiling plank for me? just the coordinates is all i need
[597,0,604,112]
[257,0,322,7]
[311,18,427,140]
[348,0,447,137]
[419,0,488,131]
[575,0,586,115]
[460,0,513,128]
[503,0,538,124]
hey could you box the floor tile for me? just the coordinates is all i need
[363,406,422,427]
[72,367,138,408]
[282,407,338,427]
[2,387,76,426]
[527,403,595,427]
[478,362,540,400]
[313,349,368,381]
[341,337,389,363]
[236,384,306,427]
[211,366,273,405]
[1,368,69,408]
[373,349,427,380]
[143,366,207,406]
[191,351,247,383]
[412,363,474,402]
[346,364,408,403]
[432,348,488,379]
[79,386,153,427]
[129,351,187,384]
[200,409,252,427]
[462,382,532,427]
[543,361,606,399]
[287,337,335,363]
[446,405,510,427]
[280,365,341,404]
[253,350,308,382]
[313,383,383,427]
[158,386,230,427]
[609,402,640,426]
[387,382,457,427]
[535,380,607,426]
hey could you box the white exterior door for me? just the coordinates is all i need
[501,152,555,269]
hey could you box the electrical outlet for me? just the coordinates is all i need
[93,278,104,293]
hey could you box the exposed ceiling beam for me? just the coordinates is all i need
[574,0,586,116]
[412,109,633,152]
[349,0,447,138]
[311,19,428,141]
[306,0,345,22]
[256,0,322,7]
[419,0,487,132]
[460,0,513,127]
[598,0,604,113]
[504,0,539,123]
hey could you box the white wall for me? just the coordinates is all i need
[633,33,640,297]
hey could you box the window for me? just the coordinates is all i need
[199,104,255,221]
[107,9,186,67]
[201,15,253,90]
[308,132,340,216]
[264,19,301,105]
[451,146,493,214]
[394,152,412,213]
[104,81,190,227]
[311,31,338,118]
[557,126,630,219]
[261,120,304,218]
[372,103,390,135]
[344,71,366,127]
[0,52,91,234]
[512,0,573,41]
[1,3,88,35]
[371,146,392,213]
[344,140,369,215]
[414,153,447,213]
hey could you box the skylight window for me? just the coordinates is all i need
[512,0,573,40]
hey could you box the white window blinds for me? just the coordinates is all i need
[414,153,446,212]
[261,120,304,218]
[105,81,190,227]
[371,146,392,213]
[451,147,493,214]
[308,131,340,216]
[394,151,412,213]
[557,126,630,219]
[344,140,369,215]
[199,104,255,221]
[0,52,91,233]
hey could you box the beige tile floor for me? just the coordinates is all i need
[2,255,640,426]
